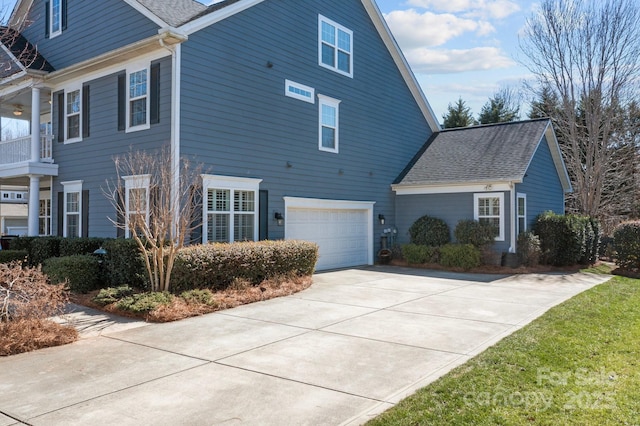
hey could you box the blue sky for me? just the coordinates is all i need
[1,0,537,121]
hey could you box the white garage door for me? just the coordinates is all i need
[284,198,375,271]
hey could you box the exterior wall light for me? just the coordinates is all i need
[378,214,385,225]
[274,212,284,226]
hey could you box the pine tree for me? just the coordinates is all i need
[477,88,520,124]
[442,97,476,128]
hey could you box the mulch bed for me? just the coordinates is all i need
[0,319,78,356]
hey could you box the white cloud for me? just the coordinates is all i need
[384,9,495,48]
[407,0,521,19]
[405,46,515,74]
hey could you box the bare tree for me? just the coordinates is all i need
[520,0,640,217]
[104,147,202,293]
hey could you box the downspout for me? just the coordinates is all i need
[159,38,181,239]
[509,182,516,253]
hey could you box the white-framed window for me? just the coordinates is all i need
[318,94,340,153]
[61,181,82,238]
[318,15,353,77]
[517,193,527,235]
[123,175,151,238]
[474,192,504,241]
[50,0,62,38]
[201,175,262,243]
[126,66,150,132]
[285,79,315,103]
[65,88,81,142]
[39,191,51,236]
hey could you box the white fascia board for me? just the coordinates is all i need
[0,162,58,179]
[544,121,573,193]
[180,0,265,35]
[392,182,515,195]
[8,0,33,30]
[360,0,440,133]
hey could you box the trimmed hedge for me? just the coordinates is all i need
[103,238,147,289]
[59,237,106,257]
[613,221,640,270]
[42,255,101,293]
[517,232,541,267]
[439,244,481,270]
[454,220,497,247]
[532,212,600,266]
[401,244,438,264]
[171,240,318,292]
[29,236,62,266]
[409,215,451,246]
[0,250,28,264]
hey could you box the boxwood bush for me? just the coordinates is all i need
[454,219,497,247]
[29,236,62,266]
[171,240,318,292]
[401,244,438,264]
[532,212,600,266]
[613,221,640,270]
[59,237,106,257]
[43,254,101,293]
[103,238,147,289]
[0,250,28,264]
[409,215,450,246]
[439,244,481,270]
[517,232,541,267]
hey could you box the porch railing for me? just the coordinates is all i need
[0,134,54,165]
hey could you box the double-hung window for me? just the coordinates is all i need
[517,193,527,234]
[62,181,82,238]
[319,15,353,77]
[49,0,63,37]
[202,175,262,243]
[39,193,51,236]
[318,95,340,153]
[474,192,504,241]
[127,68,149,131]
[123,175,150,238]
[66,89,81,141]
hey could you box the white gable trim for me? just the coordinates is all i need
[360,0,440,132]
[122,0,170,27]
[392,182,515,195]
[180,0,266,35]
[544,121,573,193]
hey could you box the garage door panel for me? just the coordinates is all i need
[286,207,370,270]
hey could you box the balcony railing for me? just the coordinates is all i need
[0,134,54,165]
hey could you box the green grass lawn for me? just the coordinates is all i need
[368,273,640,425]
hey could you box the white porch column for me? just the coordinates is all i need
[31,87,41,162]
[28,175,41,236]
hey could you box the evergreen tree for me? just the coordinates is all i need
[477,88,520,124]
[528,85,560,119]
[442,97,476,128]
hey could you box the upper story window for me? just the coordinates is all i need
[318,15,353,78]
[66,89,80,140]
[474,192,504,241]
[46,0,67,39]
[128,69,149,131]
[318,94,340,153]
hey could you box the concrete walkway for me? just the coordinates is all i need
[0,266,610,426]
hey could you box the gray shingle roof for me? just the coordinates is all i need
[136,0,207,26]
[394,119,552,186]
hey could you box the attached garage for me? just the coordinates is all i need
[284,197,375,270]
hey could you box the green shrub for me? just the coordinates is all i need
[613,221,640,270]
[59,238,106,257]
[532,212,599,266]
[8,236,36,258]
[439,244,481,270]
[103,238,147,289]
[29,236,62,266]
[409,215,451,246]
[180,289,218,306]
[517,232,541,267]
[92,286,135,306]
[401,244,438,264]
[115,292,174,313]
[42,255,101,293]
[0,250,28,264]
[172,240,318,292]
[454,220,497,247]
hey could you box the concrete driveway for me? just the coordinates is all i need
[0,266,610,426]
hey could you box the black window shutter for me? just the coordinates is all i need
[82,85,90,138]
[61,0,68,30]
[56,92,64,142]
[44,1,50,38]
[259,190,268,241]
[81,190,89,238]
[117,73,126,131]
[57,192,64,236]
[116,188,125,238]
[150,62,160,124]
